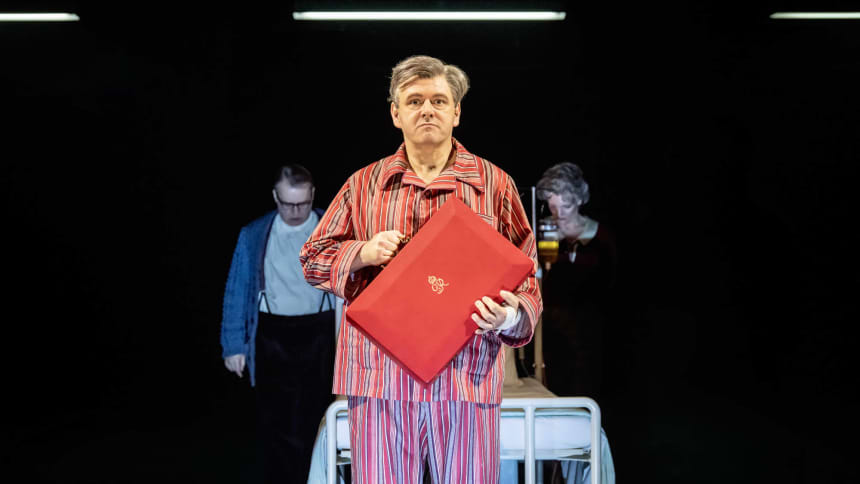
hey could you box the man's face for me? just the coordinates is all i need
[272,181,314,226]
[390,75,461,148]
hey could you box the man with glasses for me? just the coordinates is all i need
[220,164,338,484]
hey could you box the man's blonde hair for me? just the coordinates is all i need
[388,55,470,106]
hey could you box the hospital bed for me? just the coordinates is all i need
[306,350,615,484]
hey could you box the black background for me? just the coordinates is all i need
[3,1,859,482]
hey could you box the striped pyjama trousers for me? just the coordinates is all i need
[348,396,501,484]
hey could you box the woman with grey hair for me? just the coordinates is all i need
[536,162,595,249]
[536,162,617,404]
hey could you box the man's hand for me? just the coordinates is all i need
[224,354,245,378]
[472,290,521,335]
[351,230,405,272]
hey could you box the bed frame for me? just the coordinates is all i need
[324,394,601,484]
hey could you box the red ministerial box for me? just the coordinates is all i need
[345,197,535,385]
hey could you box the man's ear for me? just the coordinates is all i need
[272,188,279,205]
[390,102,402,129]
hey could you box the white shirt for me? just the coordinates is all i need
[258,211,330,316]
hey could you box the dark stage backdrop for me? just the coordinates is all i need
[3,1,858,482]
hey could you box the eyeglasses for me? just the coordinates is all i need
[275,192,312,210]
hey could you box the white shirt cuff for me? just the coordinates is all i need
[495,306,521,333]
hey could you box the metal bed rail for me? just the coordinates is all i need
[325,396,601,484]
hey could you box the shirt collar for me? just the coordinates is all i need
[577,217,599,246]
[377,138,485,193]
[273,210,318,234]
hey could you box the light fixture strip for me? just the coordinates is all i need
[292,11,566,21]
[0,13,80,22]
[771,12,860,19]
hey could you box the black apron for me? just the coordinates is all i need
[255,292,335,484]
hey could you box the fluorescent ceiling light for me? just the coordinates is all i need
[770,12,860,19]
[293,11,566,21]
[0,13,80,21]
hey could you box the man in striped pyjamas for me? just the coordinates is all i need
[300,55,542,484]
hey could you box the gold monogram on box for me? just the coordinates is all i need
[427,276,450,295]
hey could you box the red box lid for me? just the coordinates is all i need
[345,197,535,385]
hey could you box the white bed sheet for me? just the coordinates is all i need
[499,377,593,457]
